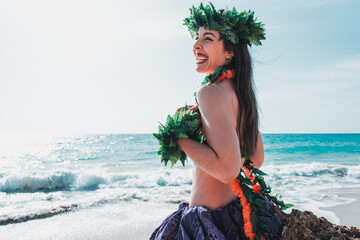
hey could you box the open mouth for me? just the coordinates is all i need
[196,53,208,64]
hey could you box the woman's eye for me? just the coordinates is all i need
[194,37,212,41]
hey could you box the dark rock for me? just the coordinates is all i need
[275,208,360,240]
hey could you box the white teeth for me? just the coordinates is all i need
[196,57,208,64]
[195,54,208,64]
[196,58,207,64]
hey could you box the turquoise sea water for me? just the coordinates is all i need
[0,133,359,228]
[263,134,360,164]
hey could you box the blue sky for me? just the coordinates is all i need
[0,0,359,134]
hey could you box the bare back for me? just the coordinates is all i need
[190,78,241,210]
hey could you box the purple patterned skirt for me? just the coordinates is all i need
[150,197,282,240]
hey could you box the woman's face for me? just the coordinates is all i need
[193,26,233,75]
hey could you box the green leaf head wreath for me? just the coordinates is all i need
[183,2,266,47]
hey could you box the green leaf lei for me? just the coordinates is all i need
[201,64,232,85]
[183,2,266,46]
[236,153,293,239]
[194,65,232,102]
[153,105,205,167]
[240,153,294,210]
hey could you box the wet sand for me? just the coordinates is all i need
[1,195,359,240]
[320,192,360,228]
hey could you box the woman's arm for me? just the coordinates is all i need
[177,85,242,184]
[249,132,265,169]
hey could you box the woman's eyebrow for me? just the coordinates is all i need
[203,32,215,37]
[196,32,216,37]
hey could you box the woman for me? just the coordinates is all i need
[151,3,283,240]
[177,25,264,209]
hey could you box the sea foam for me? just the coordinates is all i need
[0,133,359,228]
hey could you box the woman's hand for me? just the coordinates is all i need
[249,132,264,168]
[173,104,199,116]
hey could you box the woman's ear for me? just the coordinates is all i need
[226,51,234,62]
[227,51,235,59]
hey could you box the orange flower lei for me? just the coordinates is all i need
[231,168,266,240]
[230,178,256,239]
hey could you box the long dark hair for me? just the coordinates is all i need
[224,39,259,156]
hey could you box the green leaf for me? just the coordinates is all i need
[178,133,189,139]
[241,176,253,185]
[241,184,253,203]
[253,200,263,208]
[255,231,262,240]
[282,203,294,210]
[168,138,176,148]
[252,168,267,176]
[250,210,258,231]
[258,222,269,229]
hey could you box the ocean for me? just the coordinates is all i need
[0,133,359,239]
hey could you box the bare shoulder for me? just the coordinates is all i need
[196,80,234,105]
[196,80,239,139]
[196,83,222,104]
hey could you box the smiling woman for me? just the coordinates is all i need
[151,2,285,240]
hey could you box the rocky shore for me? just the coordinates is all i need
[276,209,360,240]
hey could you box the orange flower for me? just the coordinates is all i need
[244,167,266,240]
[218,69,235,83]
[230,178,256,240]
[244,166,263,194]
[244,167,254,180]
[252,184,262,194]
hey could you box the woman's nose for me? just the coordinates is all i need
[193,40,202,51]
